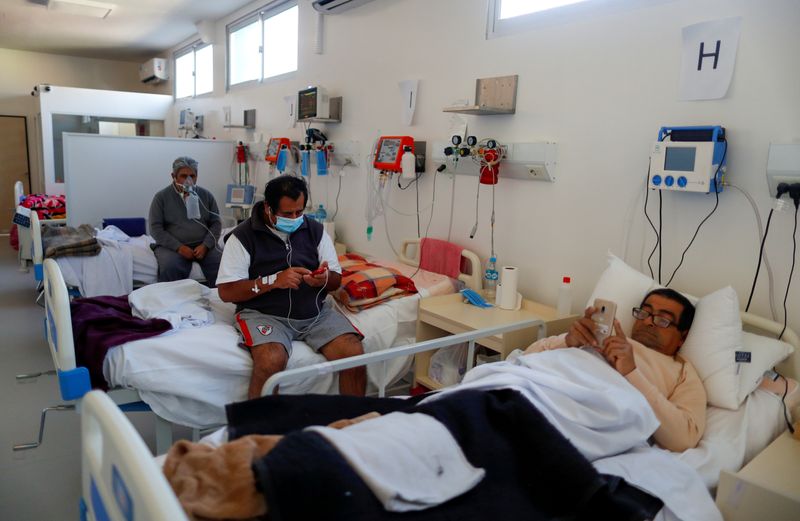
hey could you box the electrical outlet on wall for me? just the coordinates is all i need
[222,106,231,126]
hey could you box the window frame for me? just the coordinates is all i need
[486,0,674,39]
[226,0,298,91]
[173,40,214,99]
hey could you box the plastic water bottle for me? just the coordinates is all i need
[557,276,572,316]
[484,257,499,300]
[316,204,327,223]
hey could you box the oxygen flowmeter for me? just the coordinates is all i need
[649,126,727,193]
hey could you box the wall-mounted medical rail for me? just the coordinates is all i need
[263,317,545,396]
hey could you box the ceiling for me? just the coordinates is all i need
[0,0,256,62]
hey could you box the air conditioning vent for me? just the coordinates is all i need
[312,0,375,14]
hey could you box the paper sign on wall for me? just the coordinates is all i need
[679,17,741,101]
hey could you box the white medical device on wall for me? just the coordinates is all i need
[649,126,727,193]
[766,143,800,198]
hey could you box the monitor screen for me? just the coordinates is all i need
[664,147,696,172]
[298,88,318,120]
[230,188,245,202]
[377,138,402,164]
[267,139,280,156]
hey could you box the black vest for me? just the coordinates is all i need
[231,201,324,319]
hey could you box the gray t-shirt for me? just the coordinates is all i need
[148,184,222,251]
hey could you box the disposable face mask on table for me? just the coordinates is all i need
[461,289,493,308]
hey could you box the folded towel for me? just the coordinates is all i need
[307,412,485,512]
[420,238,463,279]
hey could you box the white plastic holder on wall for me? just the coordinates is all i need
[431,141,558,182]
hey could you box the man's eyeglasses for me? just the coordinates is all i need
[631,307,676,329]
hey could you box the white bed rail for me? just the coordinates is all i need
[398,238,483,291]
[741,311,800,380]
[81,391,189,521]
[264,318,545,396]
[44,258,76,372]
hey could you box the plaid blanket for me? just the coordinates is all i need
[43,224,100,258]
[21,194,67,220]
[334,254,417,312]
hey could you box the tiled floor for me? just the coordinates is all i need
[0,242,179,520]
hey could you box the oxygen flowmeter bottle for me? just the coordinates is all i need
[316,204,327,223]
[483,257,499,300]
[401,145,416,180]
[557,276,572,316]
[186,193,201,220]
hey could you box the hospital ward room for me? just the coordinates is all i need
[2,0,800,519]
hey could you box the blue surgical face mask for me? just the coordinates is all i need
[275,214,304,234]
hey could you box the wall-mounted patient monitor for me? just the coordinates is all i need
[649,126,726,193]
[373,136,414,172]
[298,86,330,120]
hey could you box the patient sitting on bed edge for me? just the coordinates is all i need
[160,288,712,520]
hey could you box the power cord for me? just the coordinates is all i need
[777,371,796,434]
[778,187,800,340]
[745,182,788,313]
[664,140,728,287]
[643,160,661,280]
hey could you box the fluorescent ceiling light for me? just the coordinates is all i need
[48,0,115,19]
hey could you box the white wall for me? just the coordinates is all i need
[166,0,800,331]
[0,47,165,192]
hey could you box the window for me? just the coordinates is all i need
[227,1,298,88]
[487,0,672,38]
[174,42,214,99]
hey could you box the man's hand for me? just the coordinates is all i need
[602,320,636,375]
[193,244,208,260]
[272,267,311,290]
[302,261,329,288]
[565,306,600,347]
[178,245,194,260]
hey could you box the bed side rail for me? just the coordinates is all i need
[263,318,544,396]
[81,391,188,521]
[741,311,800,380]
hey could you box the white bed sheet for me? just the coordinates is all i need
[103,274,456,428]
[677,387,790,491]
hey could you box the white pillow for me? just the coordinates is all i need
[587,253,660,335]
[737,331,794,404]
[680,286,743,410]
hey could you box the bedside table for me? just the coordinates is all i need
[716,430,800,520]
[414,293,576,390]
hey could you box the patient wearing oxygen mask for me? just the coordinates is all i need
[149,156,223,285]
[216,175,366,399]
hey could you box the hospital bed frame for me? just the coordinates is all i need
[13,258,177,454]
[79,317,544,521]
[17,238,486,456]
[78,310,799,521]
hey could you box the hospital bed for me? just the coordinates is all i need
[14,181,66,273]
[78,305,798,521]
[28,210,233,298]
[20,240,483,450]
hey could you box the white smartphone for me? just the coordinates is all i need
[591,298,617,344]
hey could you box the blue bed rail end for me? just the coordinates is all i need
[58,367,91,401]
[34,263,43,282]
[79,497,88,521]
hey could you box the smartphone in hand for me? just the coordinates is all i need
[311,267,326,276]
[591,298,617,344]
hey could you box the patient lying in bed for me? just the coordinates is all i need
[526,288,707,452]
[162,343,719,521]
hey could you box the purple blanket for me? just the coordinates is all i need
[71,295,172,390]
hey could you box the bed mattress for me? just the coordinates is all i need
[104,268,458,429]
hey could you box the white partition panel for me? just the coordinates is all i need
[63,133,235,228]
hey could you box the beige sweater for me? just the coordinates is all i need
[525,334,706,452]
